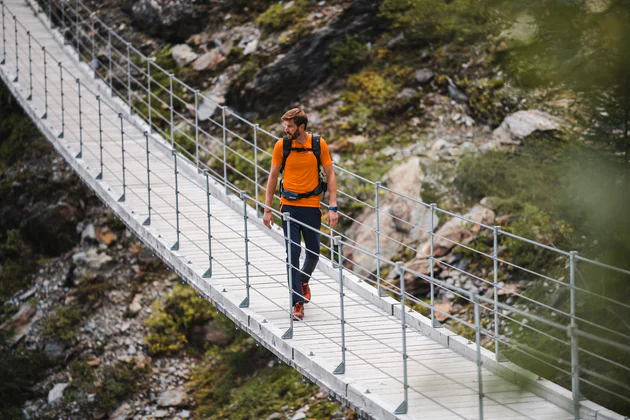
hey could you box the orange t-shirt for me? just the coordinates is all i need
[272,134,333,208]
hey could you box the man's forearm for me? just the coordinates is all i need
[328,171,337,207]
[265,175,278,211]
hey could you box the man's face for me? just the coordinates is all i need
[283,120,302,140]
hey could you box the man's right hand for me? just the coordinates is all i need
[263,210,273,229]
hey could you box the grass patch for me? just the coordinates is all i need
[256,0,310,33]
[42,305,86,345]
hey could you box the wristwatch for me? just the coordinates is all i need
[329,206,338,212]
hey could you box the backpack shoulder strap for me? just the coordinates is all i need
[311,133,321,167]
[280,135,292,174]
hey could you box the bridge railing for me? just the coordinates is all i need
[3,0,630,417]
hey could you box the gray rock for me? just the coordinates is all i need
[447,83,469,104]
[130,0,205,43]
[48,383,69,404]
[266,413,281,420]
[172,44,199,67]
[111,402,133,420]
[153,409,169,418]
[243,39,258,56]
[193,48,225,72]
[44,341,66,358]
[128,345,137,356]
[81,223,96,243]
[414,69,435,84]
[480,196,502,211]
[397,87,418,100]
[157,389,187,407]
[482,110,562,151]
[180,410,191,419]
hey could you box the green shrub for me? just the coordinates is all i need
[96,360,147,412]
[329,35,371,74]
[0,229,33,302]
[380,0,494,45]
[42,305,86,344]
[256,0,310,33]
[144,283,217,355]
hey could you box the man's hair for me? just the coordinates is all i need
[281,108,308,130]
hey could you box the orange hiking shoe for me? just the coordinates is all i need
[293,302,304,321]
[301,282,311,304]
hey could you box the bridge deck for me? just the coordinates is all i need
[0,1,575,418]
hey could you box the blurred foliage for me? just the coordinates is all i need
[0,333,52,419]
[145,283,231,355]
[329,34,372,75]
[42,305,86,345]
[256,0,311,33]
[0,230,33,303]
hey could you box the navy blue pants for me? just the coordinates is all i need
[281,205,321,306]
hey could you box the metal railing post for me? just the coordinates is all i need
[107,27,112,94]
[375,182,387,297]
[254,124,260,215]
[202,169,213,278]
[1,1,5,65]
[430,203,440,327]
[118,113,126,202]
[169,73,174,146]
[143,131,151,225]
[126,42,131,113]
[333,236,346,375]
[147,58,152,131]
[58,62,64,138]
[96,95,103,179]
[171,149,180,250]
[42,46,48,119]
[221,105,228,193]
[473,293,484,420]
[569,251,580,419]
[12,15,17,82]
[194,89,199,167]
[493,226,506,361]
[282,212,294,340]
[27,31,33,100]
[239,191,250,308]
[394,261,408,414]
[76,78,83,159]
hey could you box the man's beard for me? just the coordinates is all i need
[290,128,300,140]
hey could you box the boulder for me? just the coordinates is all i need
[130,0,205,43]
[418,205,495,258]
[172,44,199,67]
[344,157,436,275]
[22,201,80,255]
[111,402,133,420]
[48,383,69,404]
[0,302,40,345]
[414,69,435,85]
[192,48,225,72]
[157,389,187,407]
[482,110,562,151]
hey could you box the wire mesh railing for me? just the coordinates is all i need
[2,0,630,417]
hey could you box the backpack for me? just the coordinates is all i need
[279,133,328,201]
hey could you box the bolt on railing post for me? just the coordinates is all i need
[221,106,228,193]
[202,169,213,278]
[1,1,5,65]
[333,236,346,375]
[430,203,441,327]
[171,149,180,251]
[375,181,387,297]
[107,28,112,95]
[126,42,132,113]
[194,89,199,167]
[473,293,484,420]
[58,62,65,138]
[569,251,580,419]
[169,73,174,146]
[239,191,250,308]
[143,131,151,226]
[118,114,126,202]
[394,261,408,415]
[27,31,33,100]
[147,58,152,132]
[493,226,506,361]
[96,95,103,179]
[42,46,48,119]
[76,78,83,159]
[282,212,294,340]
[12,15,17,82]
[254,124,260,215]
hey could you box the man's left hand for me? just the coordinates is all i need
[327,210,339,230]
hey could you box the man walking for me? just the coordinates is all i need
[263,108,338,321]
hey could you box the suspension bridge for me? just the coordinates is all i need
[1,0,628,418]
